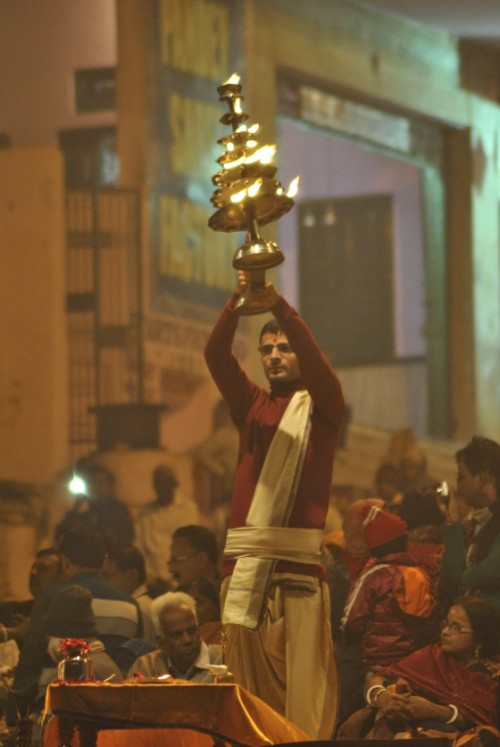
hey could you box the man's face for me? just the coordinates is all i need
[456,458,489,509]
[87,468,115,501]
[168,538,206,588]
[258,332,300,383]
[153,468,177,505]
[29,553,62,596]
[159,604,201,672]
[101,559,136,596]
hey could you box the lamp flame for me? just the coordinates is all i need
[223,73,240,85]
[224,155,246,171]
[248,179,262,198]
[287,176,299,198]
[231,187,248,203]
[230,179,262,204]
[245,145,276,165]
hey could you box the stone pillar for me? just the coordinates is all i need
[0,147,68,482]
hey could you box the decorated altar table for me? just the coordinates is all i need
[42,681,311,747]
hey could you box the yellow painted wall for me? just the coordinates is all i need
[0,147,68,482]
[116,0,500,443]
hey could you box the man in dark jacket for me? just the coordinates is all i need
[440,436,500,613]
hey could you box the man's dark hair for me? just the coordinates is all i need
[259,319,283,342]
[397,489,445,530]
[57,525,106,570]
[453,595,500,658]
[456,436,500,496]
[109,546,146,586]
[369,534,407,559]
[172,525,220,567]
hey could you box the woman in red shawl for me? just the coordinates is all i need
[360,596,500,744]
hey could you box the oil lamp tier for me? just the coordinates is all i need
[211,163,277,187]
[209,189,294,232]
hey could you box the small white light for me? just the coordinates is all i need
[68,475,87,495]
[223,73,240,85]
[231,187,248,203]
[248,180,262,198]
[245,145,276,165]
[224,155,245,170]
[287,176,300,197]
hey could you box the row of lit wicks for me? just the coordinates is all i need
[221,73,299,205]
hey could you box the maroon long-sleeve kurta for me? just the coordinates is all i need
[205,294,346,579]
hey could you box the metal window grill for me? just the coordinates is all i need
[66,188,142,459]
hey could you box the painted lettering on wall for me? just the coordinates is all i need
[169,93,221,178]
[159,0,228,80]
[159,194,236,291]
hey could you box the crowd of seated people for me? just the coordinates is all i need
[1,435,500,747]
[330,434,500,745]
[0,518,224,743]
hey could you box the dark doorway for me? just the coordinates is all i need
[59,126,119,189]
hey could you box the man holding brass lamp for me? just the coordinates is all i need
[204,270,346,738]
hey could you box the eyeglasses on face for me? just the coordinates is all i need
[258,342,293,356]
[440,619,473,634]
[167,551,200,565]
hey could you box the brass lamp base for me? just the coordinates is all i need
[232,268,277,316]
[233,237,284,271]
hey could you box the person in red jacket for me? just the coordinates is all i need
[204,272,346,739]
[342,506,435,675]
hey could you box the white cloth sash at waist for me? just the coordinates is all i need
[224,526,323,564]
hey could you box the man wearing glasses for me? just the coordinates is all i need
[205,271,346,738]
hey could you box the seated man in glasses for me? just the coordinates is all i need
[127,591,222,682]
[204,271,346,738]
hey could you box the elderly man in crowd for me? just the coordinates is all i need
[127,591,222,682]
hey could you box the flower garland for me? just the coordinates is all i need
[58,638,91,656]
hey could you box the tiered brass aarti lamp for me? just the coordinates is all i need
[208,74,298,315]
